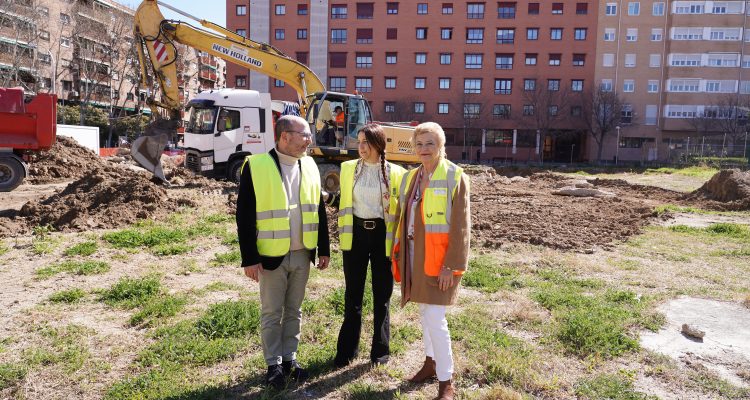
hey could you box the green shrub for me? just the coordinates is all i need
[49,289,86,304]
[100,276,161,308]
[63,241,98,257]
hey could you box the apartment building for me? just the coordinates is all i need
[594,0,750,162]
[227,0,598,162]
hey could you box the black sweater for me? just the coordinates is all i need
[235,149,330,270]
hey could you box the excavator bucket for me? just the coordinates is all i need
[130,118,179,185]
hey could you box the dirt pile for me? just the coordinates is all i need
[27,136,107,184]
[687,169,750,210]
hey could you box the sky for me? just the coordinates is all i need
[124,1,226,26]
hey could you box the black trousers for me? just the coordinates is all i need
[335,218,394,363]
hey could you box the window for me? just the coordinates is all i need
[357,29,373,44]
[414,103,425,113]
[498,2,516,18]
[495,79,512,94]
[464,78,482,93]
[60,37,71,47]
[275,29,285,40]
[523,105,535,115]
[275,4,286,15]
[467,3,485,18]
[600,79,613,91]
[669,79,700,92]
[573,54,586,66]
[549,53,561,66]
[625,54,636,67]
[438,103,449,114]
[296,52,308,64]
[465,53,483,68]
[627,2,639,15]
[603,53,615,67]
[387,28,397,40]
[621,104,633,123]
[464,103,481,118]
[331,4,347,18]
[652,2,664,15]
[626,28,637,41]
[298,4,308,15]
[576,2,588,14]
[442,3,453,14]
[60,13,71,24]
[386,52,397,64]
[604,28,616,41]
[39,30,50,40]
[234,75,247,88]
[440,53,452,64]
[526,28,538,40]
[710,28,741,41]
[528,2,540,14]
[574,28,587,40]
[297,29,308,39]
[467,28,484,44]
[670,54,701,66]
[494,104,511,119]
[674,4,703,13]
[525,53,537,65]
[387,2,399,14]
[439,78,451,89]
[605,3,617,15]
[385,77,396,89]
[524,79,536,91]
[331,29,347,43]
[126,92,134,101]
[357,3,373,18]
[571,106,582,117]
[38,53,51,64]
[416,28,428,40]
[707,53,739,67]
[415,53,427,64]
[356,52,373,68]
[274,79,285,87]
[236,29,247,37]
[496,29,514,44]
[384,102,396,113]
[651,28,663,41]
[550,28,562,40]
[330,77,346,91]
[571,80,584,91]
[236,5,247,15]
[623,79,635,92]
[355,77,372,92]
[649,54,661,67]
[548,79,560,91]
[647,80,659,93]
[417,3,428,14]
[441,28,453,40]
[329,52,347,68]
[645,105,658,125]
[415,77,426,89]
[496,54,513,69]
[552,3,564,14]
[548,106,559,116]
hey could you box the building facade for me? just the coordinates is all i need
[226,0,598,162]
[594,0,750,163]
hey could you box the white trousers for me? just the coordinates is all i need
[418,303,454,381]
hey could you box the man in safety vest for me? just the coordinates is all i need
[236,115,331,389]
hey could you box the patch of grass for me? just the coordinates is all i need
[100,276,161,309]
[202,212,233,224]
[463,256,518,293]
[23,325,92,374]
[211,250,241,266]
[534,268,604,289]
[0,363,27,390]
[129,295,188,327]
[689,368,750,399]
[390,324,421,356]
[345,381,389,399]
[645,166,718,179]
[220,233,238,246]
[103,227,186,249]
[575,373,656,400]
[151,243,193,256]
[195,300,261,339]
[608,258,641,271]
[327,286,373,317]
[105,362,212,400]
[36,260,110,279]
[711,248,750,257]
[0,241,8,257]
[705,223,750,239]
[48,288,86,304]
[63,241,98,257]
[668,225,703,234]
[201,281,244,293]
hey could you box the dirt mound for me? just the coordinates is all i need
[27,136,107,184]
[687,169,750,210]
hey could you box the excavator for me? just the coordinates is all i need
[131,0,418,191]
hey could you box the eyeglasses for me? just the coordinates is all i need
[285,130,313,140]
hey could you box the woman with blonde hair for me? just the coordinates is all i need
[391,122,471,400]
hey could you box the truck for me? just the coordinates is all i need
[0,88,57,192]
[131,0,418,192]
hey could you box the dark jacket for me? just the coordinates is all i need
[236,148,330,270]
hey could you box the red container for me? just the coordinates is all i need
[0,88,57,151]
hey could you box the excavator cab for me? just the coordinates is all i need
[306,92,372,150]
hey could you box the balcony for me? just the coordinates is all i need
[200,55,219,69]
[199,70,217,82]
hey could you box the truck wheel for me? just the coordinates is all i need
[227,158,245,184]
[0,156,25,192]
[317,163,341,193]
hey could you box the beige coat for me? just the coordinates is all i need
[392,166,471,307]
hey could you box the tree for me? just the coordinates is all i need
[685,111,718,138]
[577,86,627,162]
[0,0,47,91]
[514,78,574,160]
[712,93,750,147]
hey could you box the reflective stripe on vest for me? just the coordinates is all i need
[338,159,406,257]
[247,152,321,257]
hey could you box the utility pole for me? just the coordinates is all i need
[615,125,621,165]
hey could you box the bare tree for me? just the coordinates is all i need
[685,111,719,138]
[0,0,46,91]
[712,93,750,146]
[577,86,626,162]
[513,78,573,160]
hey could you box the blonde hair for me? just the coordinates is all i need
[412,122,447,158]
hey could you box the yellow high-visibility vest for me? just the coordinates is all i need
[338,159,406,257]
[244,152,321,257]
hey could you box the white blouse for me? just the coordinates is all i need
[352,161,384,219]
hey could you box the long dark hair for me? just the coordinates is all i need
[359,123,389,192]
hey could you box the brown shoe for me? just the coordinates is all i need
[433,379,455,400]
[408,356,437,383]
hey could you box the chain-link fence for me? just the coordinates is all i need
[664,135,749,167]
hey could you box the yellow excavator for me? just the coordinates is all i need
[131,0,417,191]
